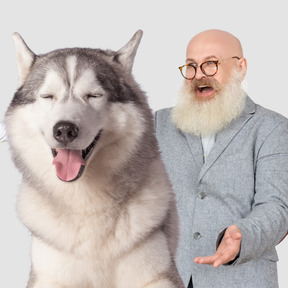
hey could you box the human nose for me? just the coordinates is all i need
[194,64,205,80]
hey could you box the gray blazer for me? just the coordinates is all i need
[155,96,288,288]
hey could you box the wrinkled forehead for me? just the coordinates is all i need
[186,31,242,62]
[186,42,225,63]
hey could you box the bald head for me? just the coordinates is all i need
[186,29,243,61]
[184,29,247,83]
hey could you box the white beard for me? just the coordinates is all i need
[172,70,247,137]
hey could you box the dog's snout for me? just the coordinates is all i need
[53,121,79,145]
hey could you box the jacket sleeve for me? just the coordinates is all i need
[234,119,288,264]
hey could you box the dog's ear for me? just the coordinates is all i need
[116,30,143,73]
[12,33,37,88]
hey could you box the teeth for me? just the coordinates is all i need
[82,130,102,160]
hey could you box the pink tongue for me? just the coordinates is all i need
[52,149,85,182]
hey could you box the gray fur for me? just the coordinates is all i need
[5,31,184,288]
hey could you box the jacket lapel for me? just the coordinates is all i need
[198,96,256,181]
[184,132,204,169]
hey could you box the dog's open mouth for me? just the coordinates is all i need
[52,130,102,182]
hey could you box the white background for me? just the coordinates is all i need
[1,0,288,286]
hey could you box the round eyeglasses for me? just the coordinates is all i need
[178,56,240,80]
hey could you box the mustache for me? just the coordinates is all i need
[189,78,221,91]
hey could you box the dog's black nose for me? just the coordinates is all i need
[53,121,79,145]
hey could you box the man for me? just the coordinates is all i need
[155,29,288,287]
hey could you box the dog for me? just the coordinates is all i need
[5,31,184,288]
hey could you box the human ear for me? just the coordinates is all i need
[238,57,247,81]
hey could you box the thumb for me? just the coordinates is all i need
[226,225,242,240]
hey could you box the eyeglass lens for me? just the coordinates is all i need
[182,61,217,79]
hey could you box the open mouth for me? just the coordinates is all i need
[52,130,102,182]
[197,85,214,94]
[194,80,218,100]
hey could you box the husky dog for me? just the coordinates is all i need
[5,31,184,288]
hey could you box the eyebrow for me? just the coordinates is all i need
[186,55,219,63]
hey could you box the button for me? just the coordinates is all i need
[193,232,202,240]
[198,192,207,199]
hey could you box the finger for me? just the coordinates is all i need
[231,231,242,240]
[212,254,230,267]
[195,249,236,267]
[226,225,242,240]
[194,254,218,265]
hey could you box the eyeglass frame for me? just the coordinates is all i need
[178,56,240,80]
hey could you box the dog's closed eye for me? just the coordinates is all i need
[41,94,54,100]
[86,93,103,99]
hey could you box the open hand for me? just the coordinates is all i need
[194,225,242,268]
